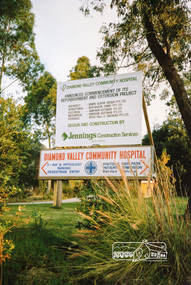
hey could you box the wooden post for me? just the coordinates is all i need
[53,180,63,207]
[142,93,157,166]
[53,180,57,207]
[46,180,52,195]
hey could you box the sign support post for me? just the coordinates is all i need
[53,180,63,207]
[142,93,157,166]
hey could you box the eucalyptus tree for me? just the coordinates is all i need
[0,0,43,92]
[23,71,57,195]
[23,71,56,149]
[80,0,191,140]
[80,0,191,216]
[0,97,41,197]
[69,56,102,80]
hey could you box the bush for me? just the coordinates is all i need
[71,163,191,285]
[75,179,113,230]
[0,198,25,285]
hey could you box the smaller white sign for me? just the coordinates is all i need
[112,240,168,262]
[39,146,153,179]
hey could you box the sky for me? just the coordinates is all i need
[9,0,169,139]
[31,0,118,82]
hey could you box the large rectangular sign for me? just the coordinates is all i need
[39,146,153,180]
[55,72,142,147]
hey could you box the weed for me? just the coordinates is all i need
[29,211,48,236]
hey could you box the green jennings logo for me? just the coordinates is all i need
[62,132,68,141]
[62,132,96,141]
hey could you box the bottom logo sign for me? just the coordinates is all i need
[39,146,153,179]
[84,161,98,175]
[112,240,167,262]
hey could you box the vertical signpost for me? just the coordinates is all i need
[53,180,63,208]
[39,72,154,207]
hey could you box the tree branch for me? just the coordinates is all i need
[0,79,19,94]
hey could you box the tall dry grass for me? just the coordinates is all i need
[70,155,191,285]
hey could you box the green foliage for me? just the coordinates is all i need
[62,180,80,199]
[1,199,189,284]
[74,179,119,232]
[38,180,47,196]
[75,180,104,230]
[0,177,21,201]
[69,56,102,80]
[0,200,25,285]
[23,71,56,147]
[143,119,191,195]
[0,97,41,196]
[80,0,191,145]
[0,0,43,91]
[82,0,191,87]
[166,73,191,119]
[29,211,48,236]
[0,205,15,264]
[72,167,191,285]
[2,203,82,285]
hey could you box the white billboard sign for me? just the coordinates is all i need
[39,146,153,180]
[55,72,142,147]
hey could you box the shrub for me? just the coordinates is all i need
[71,163,191,285]
[75,179,112,230]
[0,197,25,285]
[29,211,48,236]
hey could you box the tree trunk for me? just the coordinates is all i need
[0,50,5,92]
[143,13,191,142]
[0,21,10,92]
[185,196,191,220]
[143,12,191,218]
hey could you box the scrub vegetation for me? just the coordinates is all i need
[1,157,190,285]
[1,203,82,285]
[70,159,191,285]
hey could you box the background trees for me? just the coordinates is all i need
[143,119,191,195]
[23,71,56,148]
[80,0,191,140]
[0,0,43,93]
[80,0,191,214]
[69,56,102,80]
[0,0,44,197]
[0,97,41,198]
[143,81,191,195]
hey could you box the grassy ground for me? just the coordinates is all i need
[2,202,83,285]
[1,197,189,285]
